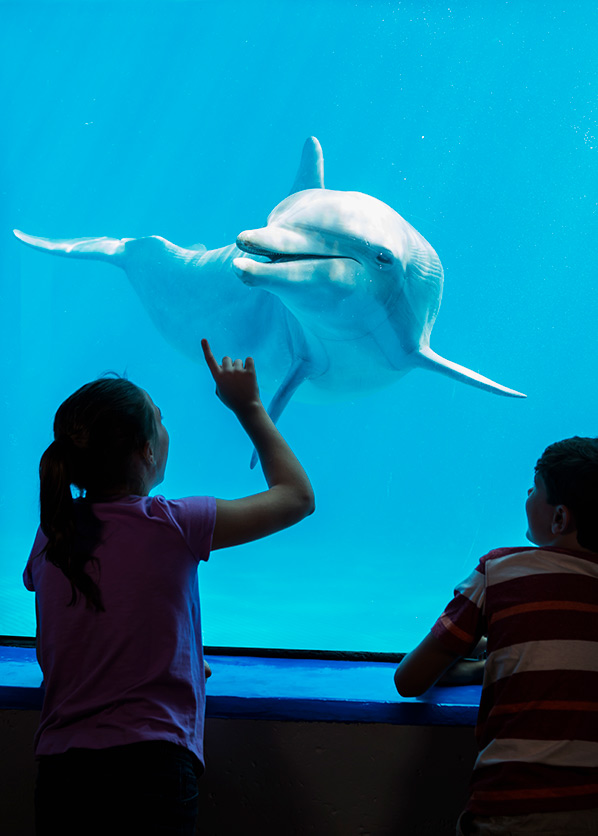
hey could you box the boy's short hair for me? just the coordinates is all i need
[535,437,598,552]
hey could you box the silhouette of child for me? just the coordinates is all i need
[24,339,314,836]
[395,437,598,835]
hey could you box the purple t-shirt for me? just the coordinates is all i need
[23,494,217,766]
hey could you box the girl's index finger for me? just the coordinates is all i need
[201,338,220,375]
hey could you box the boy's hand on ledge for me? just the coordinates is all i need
[437,658,485,686]
[204,660,212,680]
[437,637,486,686]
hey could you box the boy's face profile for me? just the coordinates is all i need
[525,473,556,546]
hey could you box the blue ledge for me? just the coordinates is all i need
[0,646,480,725]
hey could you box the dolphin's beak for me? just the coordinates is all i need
[236,227,312,259]
[236,234,277,259]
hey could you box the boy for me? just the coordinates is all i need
[394,437,598,835]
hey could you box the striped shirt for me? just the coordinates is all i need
[431,546,598,815]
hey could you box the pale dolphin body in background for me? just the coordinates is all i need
[13,136,525,433]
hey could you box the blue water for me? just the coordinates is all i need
[1,2,597,651]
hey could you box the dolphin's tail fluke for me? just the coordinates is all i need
[415,345,526,398]
[13,230,127,265]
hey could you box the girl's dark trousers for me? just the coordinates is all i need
[34,741,201,835]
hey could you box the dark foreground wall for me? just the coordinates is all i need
[1,710,476,836]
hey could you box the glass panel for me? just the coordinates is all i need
[2,2,597,650]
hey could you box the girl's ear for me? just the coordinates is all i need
[143,440,155,465]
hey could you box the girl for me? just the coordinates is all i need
[24,339,315,836]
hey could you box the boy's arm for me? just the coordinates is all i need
[394,632,462,697]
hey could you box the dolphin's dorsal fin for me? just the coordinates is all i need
[288,136,325,195]
[415,345,526,398]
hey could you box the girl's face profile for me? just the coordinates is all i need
[144,391,170,488]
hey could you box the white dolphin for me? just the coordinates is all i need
[13,136,525,433]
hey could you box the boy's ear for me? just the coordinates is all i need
[551,504,575,535]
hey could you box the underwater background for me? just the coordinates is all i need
[1,1,597,651]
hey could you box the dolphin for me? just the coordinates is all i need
[13,135,525,434]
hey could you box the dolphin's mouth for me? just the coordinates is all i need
[237,240,347,264]
[270,253,337,263]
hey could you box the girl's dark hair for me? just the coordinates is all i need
[535,436,598,552]
[39,377,157,612]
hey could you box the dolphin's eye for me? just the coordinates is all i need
[375,248,394,269]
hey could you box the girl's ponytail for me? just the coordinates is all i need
[40,439,75,554]
[39,438,105,612]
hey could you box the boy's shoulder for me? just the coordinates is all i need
[477,545,598,581]
[478,546,537,568]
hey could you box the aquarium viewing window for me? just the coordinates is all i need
[2,2,597,654]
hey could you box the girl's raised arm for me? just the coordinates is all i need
[201,339,315,550]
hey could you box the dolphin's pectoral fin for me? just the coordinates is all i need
[249,357,313,468]
[414,346,526,398]
[13,229,127,265]
[288,136,325,195]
